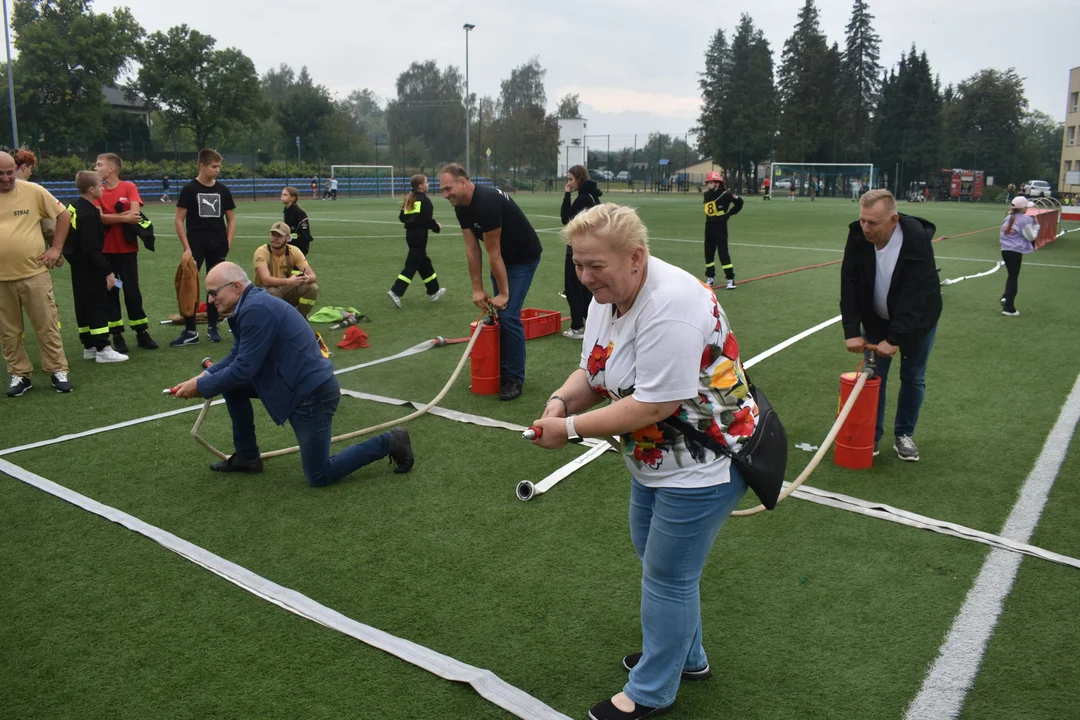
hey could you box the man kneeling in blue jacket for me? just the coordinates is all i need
[171,262,413,485]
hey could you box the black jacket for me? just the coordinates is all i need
[399,191,440,240]
[560,180,603,225]
[840,214,942,346]
[703,188,743,224]
[284,203,312,246]
[63,197,111,276]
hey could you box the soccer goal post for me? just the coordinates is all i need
[329,165,396,199]
[768,162,875,199]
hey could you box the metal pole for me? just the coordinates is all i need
[607,134,610,192]
[249,129,256,202]
[464,24,475,176]
[3,0,17,148]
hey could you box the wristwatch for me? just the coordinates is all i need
[565,415,581,442]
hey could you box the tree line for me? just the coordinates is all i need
[0,0,1062,189]
[698,0,1062,193]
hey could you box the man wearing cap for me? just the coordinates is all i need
[702,171,743,289]
[840,189,942,463]
[253,222,319,318]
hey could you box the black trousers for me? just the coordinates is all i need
[187,236,229,330]
[70,259,112,350]
[391,235,439,296]
[704,223,734,280]
[1001,250,1023,312]
[563,245,593,330]
[105,253,149,335]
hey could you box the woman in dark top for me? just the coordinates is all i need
[388,174,445,307]
[281,186,312,255]
[560,165,602,338]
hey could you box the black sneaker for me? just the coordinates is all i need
[588,697,671,720]
[622,652,711,681]
[112,334,129,354]
[207,326,222,343]
[387,426,414,473]
[136,331,159,350]
[50,371,73,393]
[6,375,32,397]
[209,454,264,473]
[499,378,523,401]
[170,330,199,347]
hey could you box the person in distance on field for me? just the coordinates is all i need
[388,174,446,308]
[701,171,742,290]
[559,165,601,339]
[281,186,313,255]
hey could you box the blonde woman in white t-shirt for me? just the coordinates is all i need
[529,203,757,720]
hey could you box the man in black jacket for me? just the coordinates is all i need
[840,189,941,462]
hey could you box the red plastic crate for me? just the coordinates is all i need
[521,308,562,340]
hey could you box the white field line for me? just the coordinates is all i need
[903,372,1080,720]
[0,458,572,720]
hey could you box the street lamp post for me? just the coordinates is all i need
[3,0,18,148]
[463,23,475,177]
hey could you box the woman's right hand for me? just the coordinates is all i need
[565,181,574,193]
[105,273,117,290]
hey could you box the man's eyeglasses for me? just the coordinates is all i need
[207,282,234,298]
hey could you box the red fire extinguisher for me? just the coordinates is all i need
[469,313,500,395]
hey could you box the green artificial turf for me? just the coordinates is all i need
[2,192,1078,719]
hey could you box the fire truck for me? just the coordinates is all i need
[932,168,985,201]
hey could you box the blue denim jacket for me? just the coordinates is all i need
[197,285,334,424]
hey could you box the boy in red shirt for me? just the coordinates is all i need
[95,153,158,352]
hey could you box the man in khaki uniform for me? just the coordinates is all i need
[252,221,319,318]
[0,152,73,396]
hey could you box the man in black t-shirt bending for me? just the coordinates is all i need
[172,148,236,347]
[439,163,542,401]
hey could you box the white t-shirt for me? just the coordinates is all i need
[873,223,903,320]
[579,256,759,489]
[329,178,339,190]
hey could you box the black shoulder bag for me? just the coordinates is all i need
[666,384,788,509]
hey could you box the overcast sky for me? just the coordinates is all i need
[95,0,1078,147]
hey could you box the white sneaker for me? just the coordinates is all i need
[82,348,98,360]
[705,277,715,287]
[388,290,402,308]
[725,280,737,290]
[1001,309,1020,316]
[562,328,585,339]
[95,346,129,363]
[429,287,447,303]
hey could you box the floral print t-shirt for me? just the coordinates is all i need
[579,255,758,489]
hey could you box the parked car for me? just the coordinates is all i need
[1022,180,1052,198]
[616,171,630,182]
[773,178,800,190]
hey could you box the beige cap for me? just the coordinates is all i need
[270,221,291,237]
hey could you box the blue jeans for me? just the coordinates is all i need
[490,258,540,383]
[222,377,391,487]
[624,468,748,709]
[863,323,937,443]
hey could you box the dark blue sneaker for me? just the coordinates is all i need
[207,326,222,343]
[170,330,199,347]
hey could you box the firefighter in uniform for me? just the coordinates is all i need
[702,170,743,289]
[387,174,446,307]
